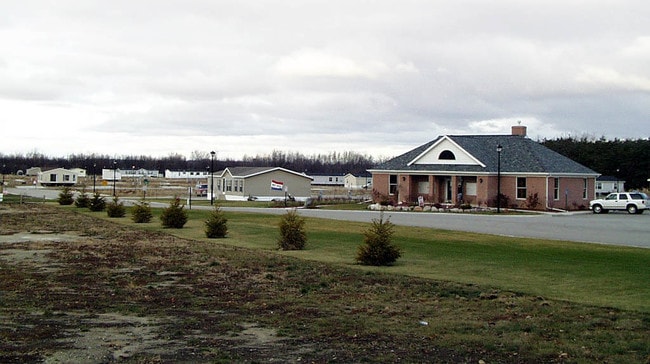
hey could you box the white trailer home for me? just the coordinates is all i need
[102,169,123,181]
[38,168,79,186]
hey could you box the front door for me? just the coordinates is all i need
[445,178,452,202]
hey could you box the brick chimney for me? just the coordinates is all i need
[511,123,527,136]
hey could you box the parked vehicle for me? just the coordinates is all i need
[195,184,208,197]
[589,192,647,214]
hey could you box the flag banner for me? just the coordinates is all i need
[270,180,284,191]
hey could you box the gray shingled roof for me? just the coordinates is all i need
[221,166,313,180]
[373,135,598,175]
[225,166,276,177]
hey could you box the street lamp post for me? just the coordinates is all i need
[113,161,117,196]
[496,144,503,213]
[92,162,97,193]
[1,164,5,192]
[210,151,216,205]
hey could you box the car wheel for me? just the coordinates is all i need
[627,205,638,214]
[592,204,603,214]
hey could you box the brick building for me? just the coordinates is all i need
[368,125,599,211]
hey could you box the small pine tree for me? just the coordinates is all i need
[131,200,153,223]
[277,209,307,250]
[356,214,401,266]
[106,196,126,218]
[205,205,228,238]
[160,197,188,228]
[58,186,74,205]
[88,192,106,212]
[74,192,90,208]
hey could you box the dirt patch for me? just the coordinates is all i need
[0,232,82,244]
[0,205,323,363]
[43,312,174,363]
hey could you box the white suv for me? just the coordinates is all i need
[589,192,647,214]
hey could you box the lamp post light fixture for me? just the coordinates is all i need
[113,160,117,196]
[210,151,216,205]
[496,144,503,213]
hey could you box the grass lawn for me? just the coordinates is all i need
[90,206,650,313]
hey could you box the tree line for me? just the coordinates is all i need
[541,137,650,190]
[0,150,382,177]
[2,138,648,189]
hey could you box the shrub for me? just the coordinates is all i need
[277,209,306,250]
[160,197,188,228]
[526,192,540,210]
[57,186,74,205]
[131,200,153,223]
[106,196,126,218]
[88,192,106,212]
[74,192,90,208]
[356,214,401,266]
[205,205,228,238]
[491,193,510,209]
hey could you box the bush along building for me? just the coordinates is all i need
[368,125,599,211]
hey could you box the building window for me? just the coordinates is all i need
[389,175,397,195]
[50,174,57,182]
[226,180,232,192]
[63,175,70,182]
[596,182,602,190]
[583,179,588,199]
[438,150,456,160]
[553,178,560,200]
[516,177,527,199]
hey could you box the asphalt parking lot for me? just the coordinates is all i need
[231,207,650,249]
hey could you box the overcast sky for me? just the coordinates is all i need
[1,1,649,160]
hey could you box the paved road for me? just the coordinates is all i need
[6,187,649,248]
[212,207,649,249]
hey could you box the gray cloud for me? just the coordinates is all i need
[1,0,649,159]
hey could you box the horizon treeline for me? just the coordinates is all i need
[2,137,649,189]
[0,150,385,177]
[540,136,650,190]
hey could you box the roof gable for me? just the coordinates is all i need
[408,136,486,167]
[220,166,313,180]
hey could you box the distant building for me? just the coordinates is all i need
[344,173,372,189]
[70,168,87,178]
[121,168,161,178]
[164,170,210,179]
[38,168,79,186]
[595,176,625,197]
[26,167,42,176]
[102,169,122,181]
[208,166,313,201]
[311,174,345,186]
